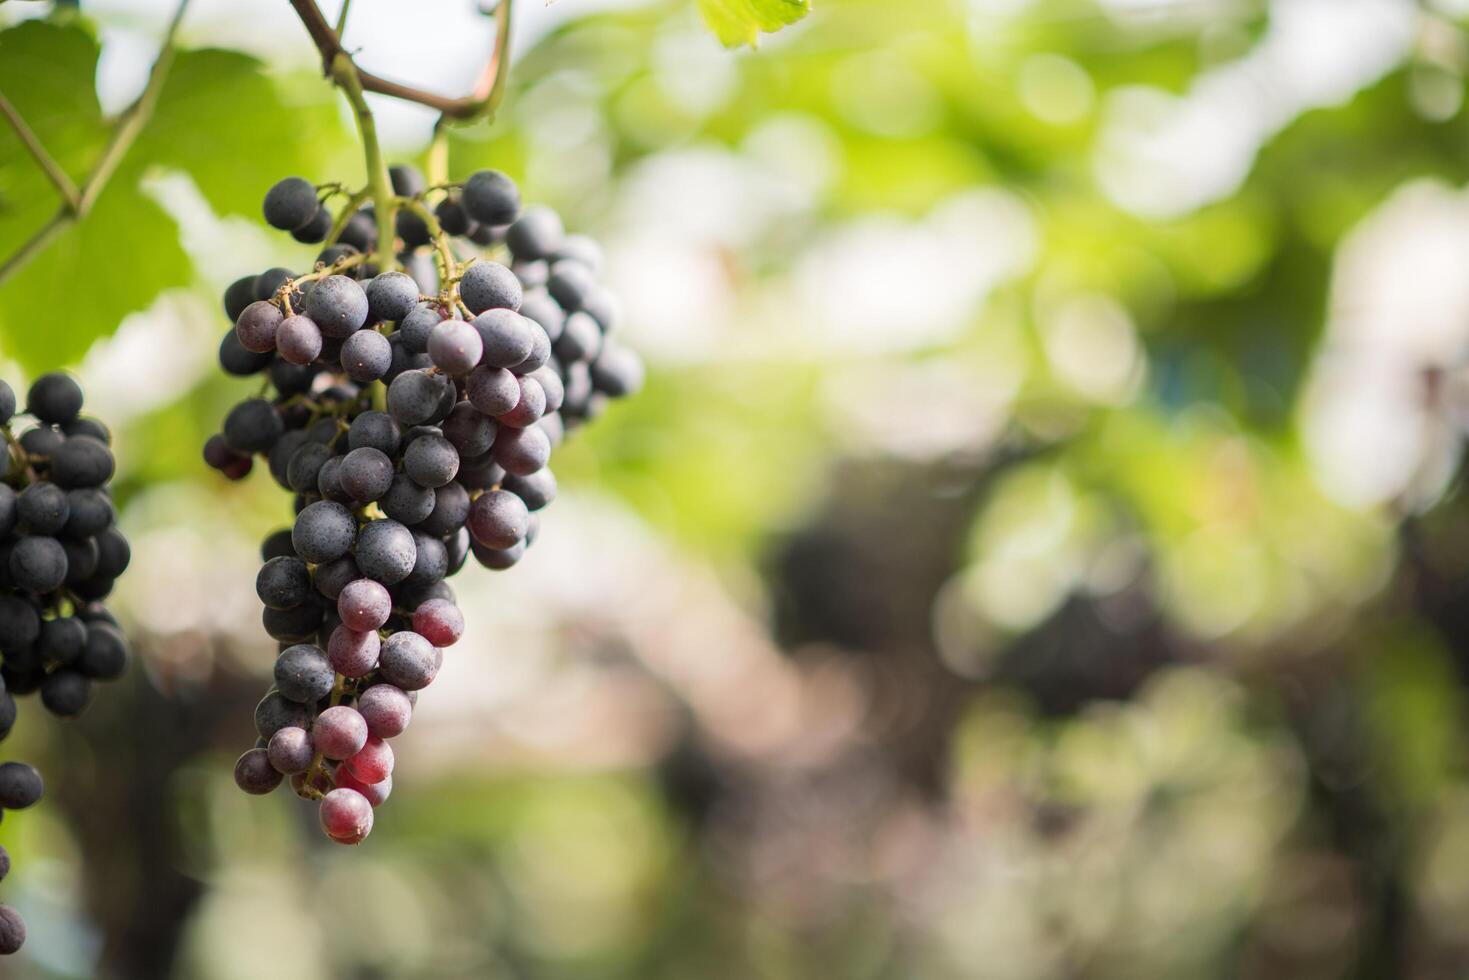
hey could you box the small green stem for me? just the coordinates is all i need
[326,186,372,244]
[395,196,458,287]
[427,124,450,187]
[334,0,352,35]
[331,52,397,273]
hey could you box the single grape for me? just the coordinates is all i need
[389,164,426,198]
[267,726,314,774]
[222,399,284,454]
[60,537,98,584]
[555,311,602,363]
[494,424,551,476]
[396,208,432,250]
[467,489,529,550]
[327,625,380,678]
[274,644,334,703]
[403,434,459,489]
[262,602,325,643]
[314,705,368,760]
[232,747,282,795]
[312,556,359,602]
[40,670,91,717]
[435,197,473,236]
[461,169,521,226]
[263,176,319,231]
[497,376,547,429]
[224,275,258,321]
[467,365,521,416]
[338,578,392,632]
[472,309,536,369]
[339,328,390,382]
[0,762,43,809]
[316,455,349,503]
[50,436,115,489]
[403,532,448,588]
[377,630,438,690]
[26,373,83,425]
[346,411,402,456]
[344,735,394,784]
[0,905,23,955]
[555,234,603,273]
[505,205,564,260]
[219,328,274,377]
[287,442,335,496]
[304,275,370,338]
[319,786,374,844]
[78,622,129,679]
[511,320,552,375]
[10,537,67,593]
[353,519,416,584]
[459,261,523,315]
[513,259,548,290]
[18,426,62,458]
[591,344,645,397]
[418,482,471,538]
[386,369,449,426]
[17,482,68,534]
[291,205,331,244]
[257,556,312,610]
[37,616,86,666]
[412,598,464,647]
[334,769,392,807]
[581,287,619,332]
[471,536,526,570]
[439,403,495,460]
[379,474,437,526]
[276,314,324,365]
[236,300,285,353]
[338,447,395,503]
[338,209,377,252]
[292,501,357,564]
[261,528,295,562]
[61,489,111,539]
[548,260,596,312]
[519,290,566,341]
[427,320,484,375]
[366,271,420,323]
[396,304,443,354]
[356,683,413,738]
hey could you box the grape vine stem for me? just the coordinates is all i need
[0,91,81,210]
[0,0,191,287]
[288,0,514,121]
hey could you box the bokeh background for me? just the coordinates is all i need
[3,0,1469,976]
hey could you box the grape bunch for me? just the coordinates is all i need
[207,164,642,844]
[0,374,132,953]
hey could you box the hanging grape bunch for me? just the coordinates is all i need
[0,374,132,953]
[205,164,642,845]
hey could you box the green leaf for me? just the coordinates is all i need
[141,49,347,219]
[698,0,810,47]
[0,179,189,371]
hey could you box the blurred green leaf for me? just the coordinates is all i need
[0,20,346,371]
[0,20,191,370]
[140,48,345,219]
[698,0,810,47]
